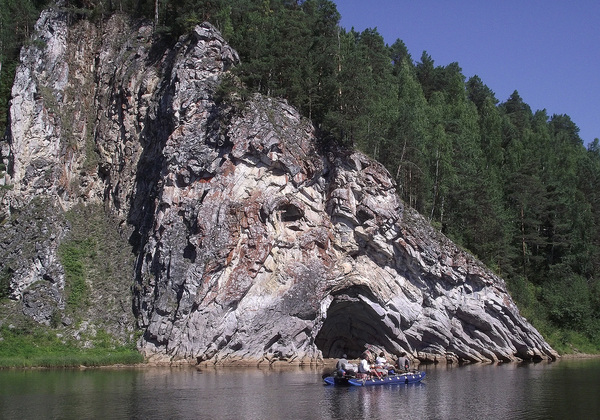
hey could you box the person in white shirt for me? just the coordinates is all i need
[358,353,371,378]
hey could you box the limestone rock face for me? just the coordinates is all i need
[1,9,557,364]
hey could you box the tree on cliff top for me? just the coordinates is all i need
[0,0,48,133]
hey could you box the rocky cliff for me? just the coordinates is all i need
[0,6,558,365]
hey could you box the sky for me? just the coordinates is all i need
[334,0,600,146]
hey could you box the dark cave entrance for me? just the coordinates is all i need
[315,286,397,360]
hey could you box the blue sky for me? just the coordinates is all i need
[334,0,600,145]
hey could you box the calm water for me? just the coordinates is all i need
[1,359,599,419]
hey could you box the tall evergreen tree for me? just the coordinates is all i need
[466,75,498,110]
[300,0,340,125]
[389,38,411,75]
[354,28,397,159]
[578,140,600,276]
[415,51,437,100]
[323,27,396,154]
[386,56,429,211]
[0,0,49,134]
[322,28,369,147]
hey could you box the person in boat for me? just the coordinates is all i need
[404,357,410,371]
[375,352,386,367]
[373,352,390,376]
[396,354,410,372]
[335,354,357,376]
[336,354,348,371]
[357,352,371,379]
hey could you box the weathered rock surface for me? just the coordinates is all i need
[0,7,558,364]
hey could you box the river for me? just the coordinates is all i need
[1,358,598,419]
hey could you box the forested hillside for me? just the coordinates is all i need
[1,0,599,353]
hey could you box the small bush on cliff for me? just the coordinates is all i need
[0,268,11,299]
[59,239,95,310]
[214,73,249,107]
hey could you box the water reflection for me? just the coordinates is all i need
[0,359,598,419]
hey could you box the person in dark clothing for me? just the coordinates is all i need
[336,354,348,371]
[396,353,410,372]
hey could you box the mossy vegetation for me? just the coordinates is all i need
[0,203,141,368]
[59,203,136,333]
[0,268,12,300]
[59,239,95,311]
[0,201,140,367]
[0,324,143,368]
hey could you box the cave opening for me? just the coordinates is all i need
[315,286,397,360]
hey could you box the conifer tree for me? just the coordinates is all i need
[323,27,396,153]
[0,0,48,133]
[387,56,430,210]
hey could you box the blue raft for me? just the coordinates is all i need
[323,371,426,387]
[348,371,426,386]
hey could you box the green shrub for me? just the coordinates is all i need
[0,268,11,299]
[0,325,144,368]
[58,239,95,310]
[543,275,592,331]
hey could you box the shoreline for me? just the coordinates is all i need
[558,352,600,359]
[116,352,600,369]
[144,352,600,368]
[3,352,600,371]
